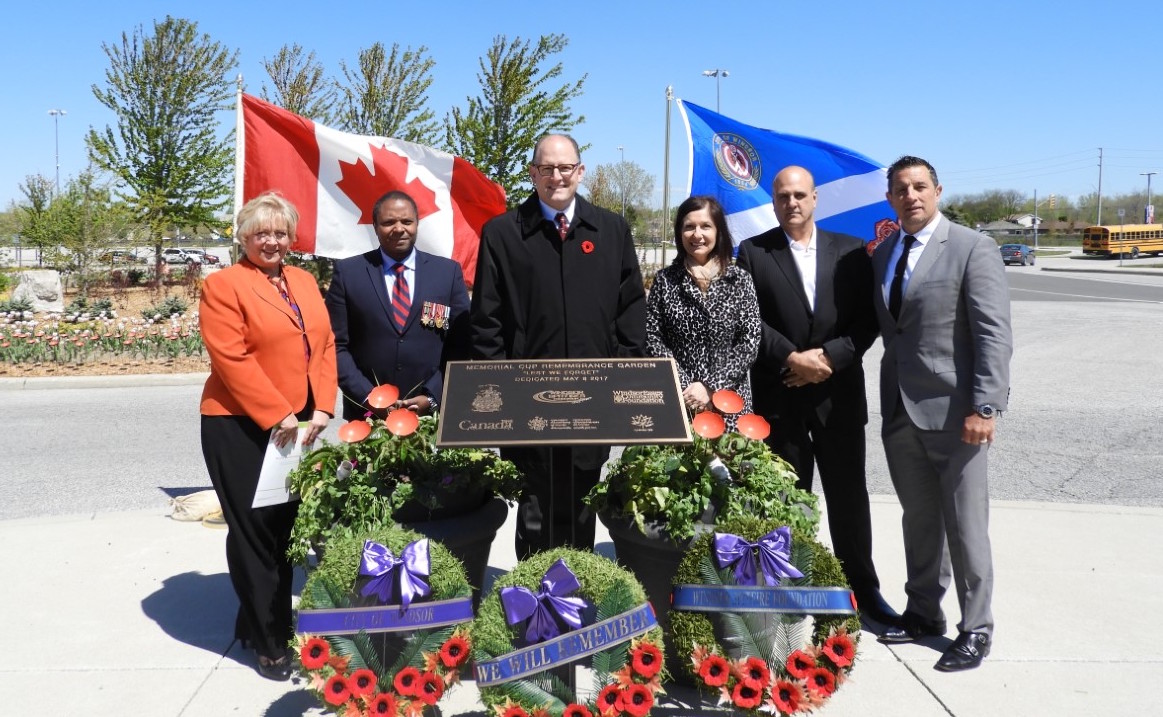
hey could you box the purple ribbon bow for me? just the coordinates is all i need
[358,538,431,609]
[714,527,804,586]
[500,559,589,643]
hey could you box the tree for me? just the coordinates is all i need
[16,174,55,264]
[583,161,655,214]
[335,42,437,143]
[87,16,238,270]
[42,173,132,295]
[261,43,335,123]
[445,34,587,204]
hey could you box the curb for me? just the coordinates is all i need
[1041,265,1163,277]
[0,372,208,391]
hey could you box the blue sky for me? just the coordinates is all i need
[3,0,1160,211]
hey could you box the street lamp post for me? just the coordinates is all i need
[617,144,626,217]
[48,109,67,197]
[701,69,729,112]
[1142,171,1157,224]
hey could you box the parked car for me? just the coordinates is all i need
[183,248,220,264]
[1000,243,1035,266]
[97,250,144,265]
[162,248,203,265]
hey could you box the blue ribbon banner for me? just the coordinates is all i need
[474,602,657,686]
[295,597,474,635]
[672,585,857,615]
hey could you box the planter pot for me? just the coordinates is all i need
[600,510,714,681]
[401,496,509,608]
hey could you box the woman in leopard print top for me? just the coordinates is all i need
[646,196,761,428]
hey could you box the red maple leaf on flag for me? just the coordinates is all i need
[335,143,439,224]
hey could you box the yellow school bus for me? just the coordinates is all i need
[1082,224,1163,258]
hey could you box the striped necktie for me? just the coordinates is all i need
[390,262,410,330]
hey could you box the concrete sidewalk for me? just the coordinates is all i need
[5,495,1159,716]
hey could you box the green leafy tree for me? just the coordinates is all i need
[335,42,437,143]
[86,16,237,271]
[261,43,335,123]
[41,173,132,295]
[445,34,587,205]
[16,174,56,265]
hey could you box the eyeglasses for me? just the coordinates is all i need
[252,230,289,241]
[534,163,580,177]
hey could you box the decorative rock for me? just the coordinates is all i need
[12,270,65,312]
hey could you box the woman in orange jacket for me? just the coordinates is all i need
[199,192,337,681]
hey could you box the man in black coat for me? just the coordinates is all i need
[471,134,646,558]
[736,166,897,627]
[326,190,470,420]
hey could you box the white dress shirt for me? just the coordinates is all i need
[381,247,416,303]
[787,227,818,312]
[881,212,942,306]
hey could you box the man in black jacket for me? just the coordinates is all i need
[471,134,646,558]
[736,165,897,626]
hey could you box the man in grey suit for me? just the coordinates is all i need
[871,156,1012,672]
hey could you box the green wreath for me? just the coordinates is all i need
[471,548,666,717]
[670,516,862,716]
[294,525,474,716]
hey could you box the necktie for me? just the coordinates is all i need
[555,212,569,241]
[390,262,410,330]
[888,234,917,321]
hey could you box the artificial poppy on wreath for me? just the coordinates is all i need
[581,240,595,253]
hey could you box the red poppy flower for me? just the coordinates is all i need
[822,632,855,668]
[323,674,351,706]
[596,683,624,715]
[805,666,836,697]
[631,641,663,679]
[338,419,371,443]
[769,678,805,714]
[393,666,421,696]
[623,683,654,717]
[736,413,771,441]
[300,637,330,670]
[500,705,531,717]
[691,410,726,439]
[416,671,445,705]
[385,407,420,436]
[711,389,744,414]
[729,680,762,710]
[581,240,595,254]
[562,705,593,717]
[348,668,377,697]
[698,654,730,687]
[735,656,771,691]
[367,383,400,409]
[785,649,816,679]
[439,634,470,668]
[367,691,397,716]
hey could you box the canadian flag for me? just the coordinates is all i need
[239,93,506,286]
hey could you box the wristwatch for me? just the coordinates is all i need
[973,404,996,419]
[426,393,439,412]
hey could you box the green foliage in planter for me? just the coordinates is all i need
[141,294,188,318]
[669,515,861,676]
[288,414,524,564]
[586,433,819,542]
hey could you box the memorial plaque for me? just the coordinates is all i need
[436,358,692,447]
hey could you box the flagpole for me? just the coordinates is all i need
[233,75,244,243]
[661,86,673,268]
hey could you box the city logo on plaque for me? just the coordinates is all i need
[630,415,654,432]
[532,390,591,404]
[471,384,503,413]
[528,416,548,431]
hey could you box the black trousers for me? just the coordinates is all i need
[501,445,608,559]
[201,414,300,660]
[767,413,881,597]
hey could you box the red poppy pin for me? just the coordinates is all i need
[581,240,595,254]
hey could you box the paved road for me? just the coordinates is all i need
[3,264,1161,520]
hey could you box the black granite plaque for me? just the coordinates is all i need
[435,358,693,447]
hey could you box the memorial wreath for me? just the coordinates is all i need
[470,548,666,717]
[670,516,862,716]
[294,525,475,716]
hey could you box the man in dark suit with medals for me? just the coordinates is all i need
[326,190,470,420]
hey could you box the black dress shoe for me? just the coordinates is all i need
[855,591,901,626]
[877,611,947,644]
[934,631,990,672]
[256,653,293,681]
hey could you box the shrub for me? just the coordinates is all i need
[141,295,189,319]
[0,296,34,314]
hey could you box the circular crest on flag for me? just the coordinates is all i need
[865,218,901,256]
[712,133,761,191]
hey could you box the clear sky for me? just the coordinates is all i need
[3,0,1160,211]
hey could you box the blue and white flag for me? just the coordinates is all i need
[679,100,898,249]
